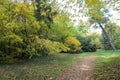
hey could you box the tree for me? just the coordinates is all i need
[34,0,57,39]
[84,0,116,50]
[49,12,76,42]
[0,1,41,63]
[76,20,89,36]
[102,22,120,49]
[54,0,119,50]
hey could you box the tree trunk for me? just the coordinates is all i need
[99,23,116,50]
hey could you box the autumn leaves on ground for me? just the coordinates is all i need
[0,0,120,80]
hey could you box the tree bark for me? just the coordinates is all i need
[99,23,116,50]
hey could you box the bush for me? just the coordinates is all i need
[35,39,69,56]
[0,2,40,63]
[0,37,69,63]
[114,34,120,49]
[114,40,120,49]
[65,36,81,53]
[0,33,24,63]
[82,44,97,52]
[92,39,102,49]
[90,33,102,49]
[76,36,97,52]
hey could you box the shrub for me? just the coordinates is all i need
[0,33,23,63]
[114,33,120,49]
[35,39,69,56]
[0,2,40,63]
[76,36,97,52]
[92,39,102,49]
[114,40,120,49]
[89,33,102,49]
[82,44,97,52]
[65,36,81,53]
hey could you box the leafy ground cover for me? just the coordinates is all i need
[94,50,120,80]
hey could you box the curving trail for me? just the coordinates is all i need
[55,55,97,80]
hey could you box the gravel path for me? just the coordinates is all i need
[55,55,97,80]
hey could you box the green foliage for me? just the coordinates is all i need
[82,43,97,52]
[92,38,102,49]
[0,1,75,63]
[89,33,102,49]
[85,0,116,50]
[101,22,120,49]
[85,0,104,23]
[48,12,76,42]
[35,0,56,28]
[114,37,120,49]
[76,21,89,36]
[75,22,99,52]
[1,0,116,64]
[0,0,8,4]
[101,35,112,50]
[77,36,97,52]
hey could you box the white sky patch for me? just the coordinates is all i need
[110,9,120,26]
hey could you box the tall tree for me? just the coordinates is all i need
[49,12,76,42]
[34,0,57,39]
[84,0,116,50]
[35,0,56,26]
[102,22,120,49]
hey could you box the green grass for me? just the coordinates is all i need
[94,50,120,80]
[0,53,90,80]
[94,49,120,55]
[0,50,120,80]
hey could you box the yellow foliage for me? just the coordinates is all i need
[14,3,34,16]
[65,36,81,47]
[31,20,40,30]
[85,0,104,21]
[85,0,103,8]
[92,38,102,49]
[4,33,23,43]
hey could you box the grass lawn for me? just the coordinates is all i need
[93,50,120,80]
[0,50,120,80]
[0,53,90,80]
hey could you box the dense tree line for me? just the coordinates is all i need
[0,0,82,63]
[0,0,119,63]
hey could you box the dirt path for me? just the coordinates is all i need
[55,55,97,80]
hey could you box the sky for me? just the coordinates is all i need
[110,10,120,26]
